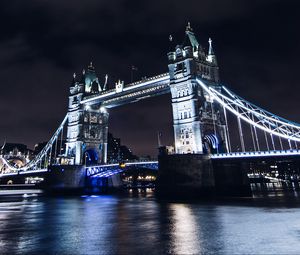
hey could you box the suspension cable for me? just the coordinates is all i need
[294,140,298,150]
[250,124,257,151]
[288,139,292,150]
[54,138,58,161]
[223,106,231,152]
[270,134,275,150]
[279,136,283,150]
[60,125,64,155]
[264,131,270,151]
[210,100,219,153]
[237,115,245,152]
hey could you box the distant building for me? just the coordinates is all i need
[107,133,138,162]
[1,142,29,155]
[34,140,66,156]
[0,142,33,168]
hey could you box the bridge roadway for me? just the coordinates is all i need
[1,150,300,179]
[211,149,300,159]
[85,161,159,178]
[0,161,159,179]
[81,73,170,108]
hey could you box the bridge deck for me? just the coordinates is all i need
[211,149,300,159]
[81,73,170,107]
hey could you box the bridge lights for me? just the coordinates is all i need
[119,162,126,168]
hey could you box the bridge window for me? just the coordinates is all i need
[184,112,187,119]
[72,96,78,104]
[186,133,189,138]
[90,115,97,123]
[176,63,184,71]
[84,114,88,122]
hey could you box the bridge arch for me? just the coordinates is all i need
[83,149,99,165]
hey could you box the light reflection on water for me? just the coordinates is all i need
[0,190,300,254]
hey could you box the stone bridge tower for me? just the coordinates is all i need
[65,63,109,165]
[168,23,228,154]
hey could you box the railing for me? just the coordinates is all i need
[81,73,170,104]
[0,168,48,178]
[211,149,300,159]
[86,161,158,177]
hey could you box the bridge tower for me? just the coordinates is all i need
[65,63,109,165]
[168,23,228,154]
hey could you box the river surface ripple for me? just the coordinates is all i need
[0,189,300,254]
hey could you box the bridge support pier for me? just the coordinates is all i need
[157,154,215,197]
[157,154,251,198]
[43,165,87,194]
[43,165,124,194]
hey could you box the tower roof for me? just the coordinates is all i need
[182,22,199,49]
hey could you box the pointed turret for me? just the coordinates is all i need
[88,61,95,71]
[80,69,86,84]
[208,38,214,55]
[182,22,199,51]
[167,34,176,62]
[207,37,217,65]
[70,72,77,87]
[103,74,108,90]
[84,62,102,93]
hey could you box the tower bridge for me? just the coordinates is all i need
[1,23,300,195]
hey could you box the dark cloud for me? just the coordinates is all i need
[0,0,300,156]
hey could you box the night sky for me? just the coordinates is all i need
[1,0,300,156]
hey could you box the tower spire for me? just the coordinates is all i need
[186,22,193,32]
[71,72,77,87]
[208,38,214,55]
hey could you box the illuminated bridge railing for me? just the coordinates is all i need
[0,168,48,178]
[81,73,170,106]
[211,149,300,159]
[86,161,158,177]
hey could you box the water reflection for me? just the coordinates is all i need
[170,204,201,254]
[0,192,300,254]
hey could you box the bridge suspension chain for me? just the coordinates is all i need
[196,78,300,146]
[0,114,68,174]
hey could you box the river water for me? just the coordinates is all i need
[1,188,300,254]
